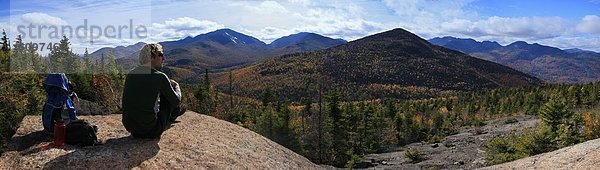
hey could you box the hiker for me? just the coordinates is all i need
[122,43,185,138]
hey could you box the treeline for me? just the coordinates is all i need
[190,68,600,168]
[0,30,125,152]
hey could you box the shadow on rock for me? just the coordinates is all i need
[6,131,52,153]
[43,136,159,169]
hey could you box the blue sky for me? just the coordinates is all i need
[1,0,599,54]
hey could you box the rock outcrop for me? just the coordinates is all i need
[75,99,112,115]
[481,138,600,169]
[362,115,540,169]
[362,114,600,169]
[0,112,322,169]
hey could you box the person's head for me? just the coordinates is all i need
[139,43,164,69]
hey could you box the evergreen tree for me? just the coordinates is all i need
[195,69,214,115]
[11,35,25,72]
[83,48,94,74]
[101,53,107,73]
[107,50,118,75]
[301,98,312,134]
[275,102,301,152]
[26,41,44,73]
[261,86,274,107]
[48,36,77,73]
[325,88,348,166]
[539,93,572,132]
[228,70,234,112]
[1,29,9,52]
[0,31,8,72]
[567,86,580,108]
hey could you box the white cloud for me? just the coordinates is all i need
[577,15,600,34]
[250,8,383,43]
[287,0,312,6]
[427,16,573,49]
[242,1,288,14]
[150,17,225,41]
[8,0,599,54]
[383,0,477,21]
[147,1,385,43]
[538,36,600,52]
[467,16,566,40]
[0,22,7,31]
[21,12,68,26]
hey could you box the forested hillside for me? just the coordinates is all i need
[213,28,542,101]
[187,63,600,167]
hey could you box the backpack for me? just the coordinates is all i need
[66,119,99,146]
[42,73,78,133]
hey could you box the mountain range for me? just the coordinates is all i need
[90,29,347,72]
[213,28,542,100]
[429,37,600,83]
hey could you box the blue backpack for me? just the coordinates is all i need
[43,73,78,133]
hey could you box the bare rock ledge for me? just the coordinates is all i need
[481,137,600,169]
[0,112,322,169]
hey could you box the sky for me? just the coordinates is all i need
[1,0,599,54]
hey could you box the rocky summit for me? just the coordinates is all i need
[0,112,322,169]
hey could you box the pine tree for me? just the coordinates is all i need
[100,53,106,73]
[301,98,312,134]
[0,31,8,72]
[539,93,572,132]
[48,36,77,73]
[316,83,324,163]
[107,50,118,75]
[325,88,347,166]
[228,70,234,112]
[195,69,214,115]
[26,41,44,72]
[567,86,580,108]
[1,29,9,52]
[11,35,25,72]
[275,102,301,152]
[83,48,93,74]
[260,86,274,107]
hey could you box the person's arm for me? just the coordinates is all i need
[158,73,181,106]
[170,79,182,100]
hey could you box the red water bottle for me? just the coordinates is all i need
[54,120,66,147]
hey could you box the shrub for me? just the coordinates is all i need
[405,149,427,163]
[485,134,523,165]
[426,134,443,144]
[344,150,363,169]
[503,117,518,124]
[583,111,600,140]
[515,124,554,156]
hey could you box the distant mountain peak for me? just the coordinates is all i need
[269,32,346,50]
[222,27,541,101]
[199,28,264,46]
[133,42,146,46]
[508,41,529,48]
[358,28,432,48]
[429,36,600,83]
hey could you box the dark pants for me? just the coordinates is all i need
[132,99,182,139]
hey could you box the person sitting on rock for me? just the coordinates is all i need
[122,43,186,139]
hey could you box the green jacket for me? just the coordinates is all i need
[122,66,181,135]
